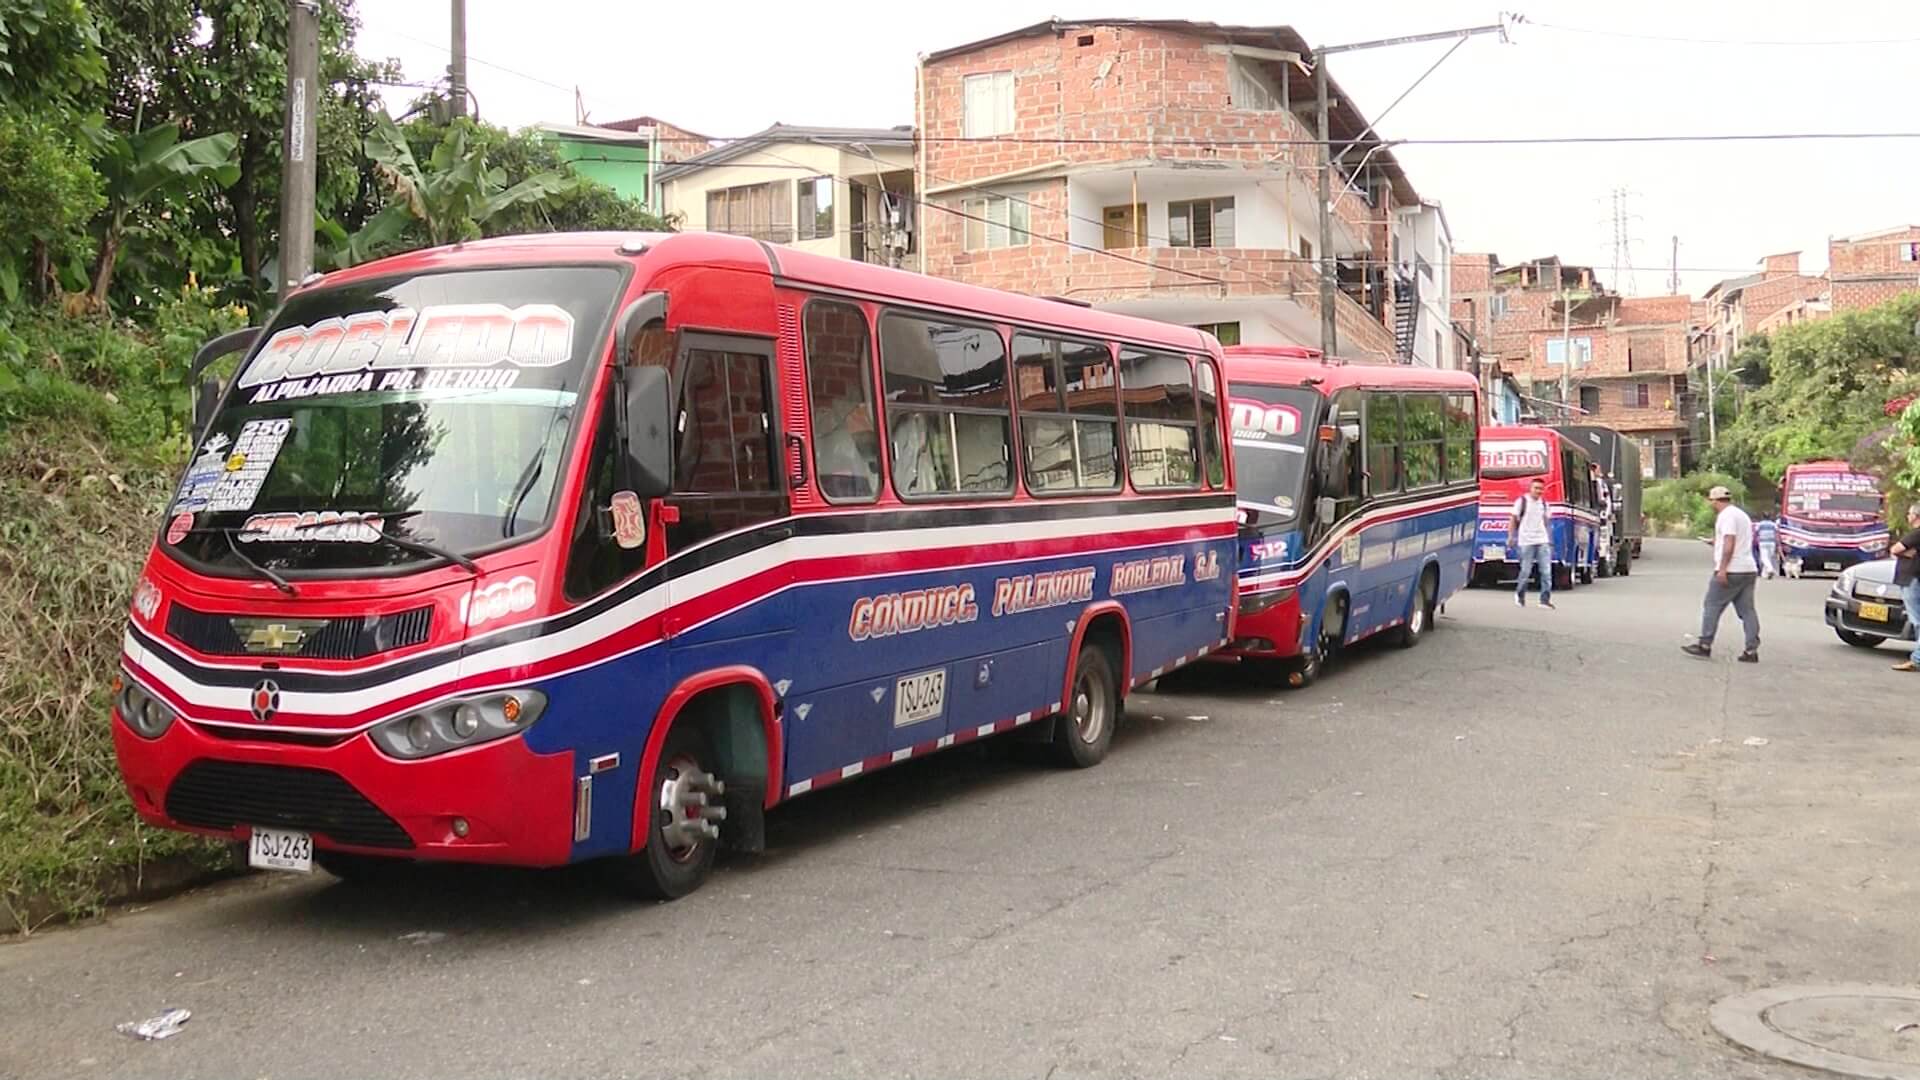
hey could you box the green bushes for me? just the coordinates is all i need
[1644,472,1748,537]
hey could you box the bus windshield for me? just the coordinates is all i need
[1481,437,1552,480]
[1786,472,1883,519]
[1230,385,1320,525]
[166,264,623,573]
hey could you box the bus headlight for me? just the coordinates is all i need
[1241,587,1297,615]
[117,680,178,739]
[370,690,547,760]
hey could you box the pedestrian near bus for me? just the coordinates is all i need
[1890,503,1920,673]
[1755,512,1779,579]
[1511,476,1555,609]
[1683,486,1761,662]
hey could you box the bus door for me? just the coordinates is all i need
[661,334,795,680]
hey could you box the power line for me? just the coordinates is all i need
[1529,20,1920,47]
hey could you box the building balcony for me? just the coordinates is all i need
[1056,246,1397,359]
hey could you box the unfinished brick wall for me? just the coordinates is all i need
[1830,227,1920,313]
[917,21,1394,352]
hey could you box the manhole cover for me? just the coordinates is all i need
[1711,985,1920,1079]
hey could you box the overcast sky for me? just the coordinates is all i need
[353,0,1920,297]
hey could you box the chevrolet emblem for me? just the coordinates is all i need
[242,622,308,653]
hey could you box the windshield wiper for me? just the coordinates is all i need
[503,408,570,539]
[281,512,481,575]
[223,530,298,596]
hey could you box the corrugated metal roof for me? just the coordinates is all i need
[655,123,914,183]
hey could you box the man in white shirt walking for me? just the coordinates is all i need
[1682,485,1761,662]
[1511,477,1555,609]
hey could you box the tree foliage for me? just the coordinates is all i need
[0,110,103,303]
[0,0,106,111]
[1705,293,1920,499]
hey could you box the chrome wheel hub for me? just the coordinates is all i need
[658,753,726,861]
[1072,675,1108,745]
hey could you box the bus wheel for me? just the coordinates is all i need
[1052,643,1119,768]
[1552,564,1575,592]
[1391,571,1436,649]
[616,723,723,900]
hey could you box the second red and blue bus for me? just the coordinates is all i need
[1472,426,1603,590]
[1778,460,1890,576]
[1218,347,1481,686]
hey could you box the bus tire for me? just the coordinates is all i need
[314,850,412,885]
[1051,643,1119,769]
[1836,629,1885,649]
[1553,564,1575,592]
[615,722,722,901]
[1391,570,1436,649]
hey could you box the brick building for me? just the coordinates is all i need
[1695,251,1829,373]
[1452,255,1691,477]
[1828,225,1920,312]
[915,19,1432,362]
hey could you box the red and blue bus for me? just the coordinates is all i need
[113,231,1238,899]
[1217,347,1481,686]
[1779,460,1890,575]
[1473,425,1601,590]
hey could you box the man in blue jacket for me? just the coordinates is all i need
[1754,512,1779,579]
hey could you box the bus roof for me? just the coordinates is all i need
[1784,459,1860,474]
[1483,423,1589,455]
[309,231,1217,352]
[1221,346,1480,394]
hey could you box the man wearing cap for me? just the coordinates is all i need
[1889,503,1920,673]
[1682,486,1760,662]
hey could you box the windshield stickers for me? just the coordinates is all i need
[461,576,537,628]
[1230,399,1305,444]
[609,491,645,550]
[237,304,575,403]
[173,418,292,513]
[239,510,384,544]
[1481,439,1550,474]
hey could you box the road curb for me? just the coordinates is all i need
[1,849,248,936]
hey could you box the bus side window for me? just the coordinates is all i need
[1401,393,1444,489]
[1118,347,1200,489]
[1365,392,1403,497]
[879,312,1012,498]
[1013,332,1119,494]
[666,344,788,552]
[802,300,882,502]
[1443,393,1476,484]
[1195,358,1226,490]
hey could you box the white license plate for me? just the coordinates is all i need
[1480,545,1508,561]
[893,668,947,728]
[248,826,313,873]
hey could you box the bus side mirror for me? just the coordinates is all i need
[1316,496,1338,525]
[622,366,673,499]
[188,326,261,439]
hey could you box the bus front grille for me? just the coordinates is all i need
[164,760,414,849]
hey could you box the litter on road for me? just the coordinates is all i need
[116,1008,191,1040]
[1743,737,1771,747]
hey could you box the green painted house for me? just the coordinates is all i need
[530,117,713,213]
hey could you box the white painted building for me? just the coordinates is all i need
[1393,198,1457,368]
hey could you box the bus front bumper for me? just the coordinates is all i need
[112,709,578,867]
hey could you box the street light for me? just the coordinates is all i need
[1707,365,1746,450]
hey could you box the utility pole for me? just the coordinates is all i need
[449,0,468,119]
[1313,18,1509,358]
[1668,235,1680,296]
[277,0,320,291]
[1560,284,1573,419]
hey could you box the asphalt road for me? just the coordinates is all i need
[5,539,1919,1080]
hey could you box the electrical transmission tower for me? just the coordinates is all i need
[1610,187,1640,296]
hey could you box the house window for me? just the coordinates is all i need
[961,194,1030,251]
[963,71,1015,138]
[705,181,792,243]
[1489,292,1509,321]
[1620,382,1651,408]
[797,177,834,241]
[1190,322,1241,346]
[1228,56,1284,111]
[1168,197,1235,248]
[1579,385,1600,413]
[1653,438,1675,479]
[1298,236,1313,261]
[1545,336,1592,366]
[1902,243,1920,262]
